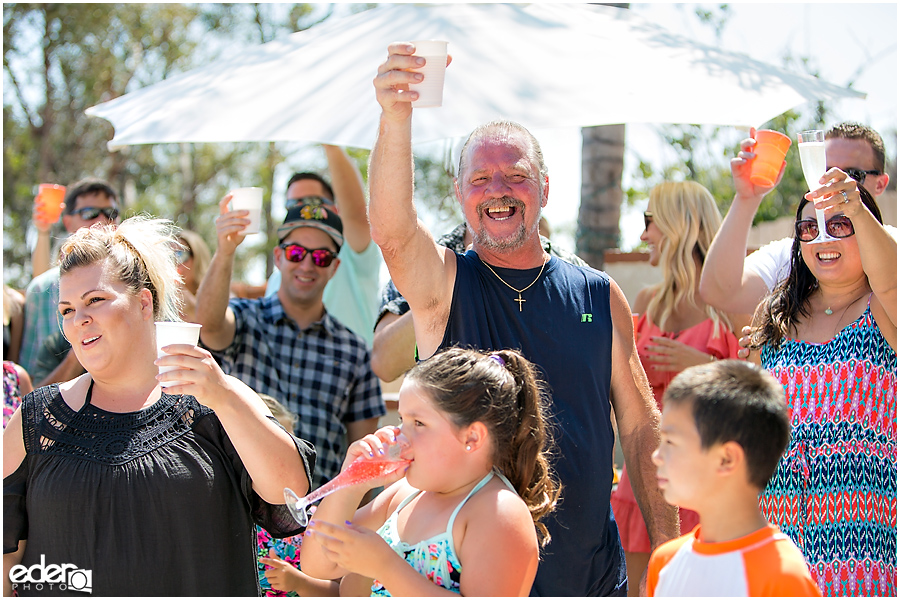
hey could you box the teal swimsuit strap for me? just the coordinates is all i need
[394,469,518,534]
[445,471,505,535]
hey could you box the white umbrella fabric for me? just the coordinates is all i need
[86,3,865,150]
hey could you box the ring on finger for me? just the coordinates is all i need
[840,190,849,204]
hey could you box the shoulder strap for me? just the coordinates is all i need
[445,471,496,534]
[395,488,423,513]
[82,379,95,410]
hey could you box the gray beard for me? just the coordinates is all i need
[469,197,537,252]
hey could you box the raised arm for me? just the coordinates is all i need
[700,130,785,315]
[195,194,247,350]
[31,200,55,278]
[368,42,455,359]
[323,144,370,254]
[607,280,679,593]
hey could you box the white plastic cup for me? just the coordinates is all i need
[229,187,263,234]
[409,40,448,108]
[155,322,202,387]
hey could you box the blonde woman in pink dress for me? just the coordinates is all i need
[610,181,748,595]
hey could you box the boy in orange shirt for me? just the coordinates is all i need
[648,360,820,596]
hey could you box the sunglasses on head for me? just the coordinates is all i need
[843,168,881,185]
[643,211,653,230]
[795,215,855,242]
[279,243,337,267]
[69,207,119,221]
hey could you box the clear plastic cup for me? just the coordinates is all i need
[409,40,448,108]
[36,184,67,223]
[155,322,202,387]
[749,130,792,187]
[229,187,263,234]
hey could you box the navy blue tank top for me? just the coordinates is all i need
[439,251,625,596]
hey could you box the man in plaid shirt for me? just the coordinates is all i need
[196,196,384,488]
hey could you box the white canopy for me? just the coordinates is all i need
[86,3,865,150]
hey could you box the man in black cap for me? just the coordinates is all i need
[196,195,384,487]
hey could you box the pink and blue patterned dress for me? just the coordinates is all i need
[759,305,896,597]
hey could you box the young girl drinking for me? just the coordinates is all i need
[299,346,561,596]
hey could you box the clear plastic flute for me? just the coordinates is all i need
[797,130,838,243]
[285,441,410,527]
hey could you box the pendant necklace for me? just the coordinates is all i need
[823,289,868,316]
[825,291,869,337]
[479,255,547,312]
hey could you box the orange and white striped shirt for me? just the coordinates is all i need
[648,524,821,597]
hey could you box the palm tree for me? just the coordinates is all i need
[578,124,625,269]
[577,3,629,270]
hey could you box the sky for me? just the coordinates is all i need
[532,2,898,251]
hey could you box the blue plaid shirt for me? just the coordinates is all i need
[208,295,384,488]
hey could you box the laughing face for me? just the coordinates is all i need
[456,131,547,254]
[798,202,862,284]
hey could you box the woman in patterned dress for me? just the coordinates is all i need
[750,176,896,597]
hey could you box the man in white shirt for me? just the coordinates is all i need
[701,122,893,315]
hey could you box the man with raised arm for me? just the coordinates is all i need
[195,198,384,488]
[367,42,678,596]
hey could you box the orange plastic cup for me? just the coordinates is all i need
[632,313,640,341]
[749,130,791,186]
[35,184,67,223]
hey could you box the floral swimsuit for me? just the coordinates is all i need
[370,470,516,596]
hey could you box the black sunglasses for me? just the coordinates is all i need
[285,195,332,211]
[843,168,881,185]
[279,243,337,267]
[795,215,855,242]
[69,207,119,221]
[643,211,653,230]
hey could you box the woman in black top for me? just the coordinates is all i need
[3,216,315,596]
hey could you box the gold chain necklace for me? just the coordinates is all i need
[479,255,547,312]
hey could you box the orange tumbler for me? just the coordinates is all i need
[749,130,792,187]
[35,184,67,223]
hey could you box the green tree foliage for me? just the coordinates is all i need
[625,109,827,229]
[3,3,377,289]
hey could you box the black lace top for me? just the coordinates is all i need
[3,384,315,597]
